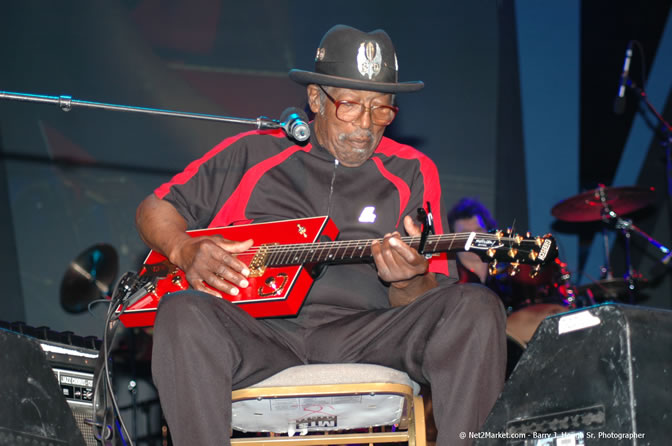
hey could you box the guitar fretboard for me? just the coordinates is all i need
[261,233,529,266]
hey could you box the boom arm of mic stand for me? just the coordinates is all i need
[622,81,672,265]
[0,90,284,129]
[626,81,672,133]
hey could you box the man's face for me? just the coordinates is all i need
[453,215,487,233]
[308,85,393,167]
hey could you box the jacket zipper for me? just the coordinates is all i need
[326,158,339,217]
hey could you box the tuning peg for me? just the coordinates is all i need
[488,259,498,276]
[529,264,541,279]
[507,262,520,276]
[494,230,504,240]
[507,248,519,259]
[526,231,532,238]
[534,236,544,247]
[528,250,539,261]
[486,248,496,258]
[513,234,524,245]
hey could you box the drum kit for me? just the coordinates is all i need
[503,184,665,378]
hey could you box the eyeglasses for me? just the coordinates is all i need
[318,85,398,126]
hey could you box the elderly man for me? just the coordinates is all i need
[137,24,506,445]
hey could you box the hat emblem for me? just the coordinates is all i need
[357,41,382,80]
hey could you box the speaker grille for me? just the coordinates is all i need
[68,404,97,446]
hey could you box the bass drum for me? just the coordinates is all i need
[506,303,567,345]
[505,303,568,379]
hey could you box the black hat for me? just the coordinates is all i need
[289,25,424,93]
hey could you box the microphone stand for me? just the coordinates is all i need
[0,90,287,130]
[625,81,672,271]
[626,80,672,195]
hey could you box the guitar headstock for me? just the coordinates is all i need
[466,230,559,279]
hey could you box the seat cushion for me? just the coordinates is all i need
[249,363,420,394]
[232,364,421,434]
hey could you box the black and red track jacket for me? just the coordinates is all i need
[155,125,456,313]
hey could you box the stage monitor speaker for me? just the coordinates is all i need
[0,328,87,446]
[478,303,672,445]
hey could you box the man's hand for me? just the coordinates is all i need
[170,235,253,298]
[372,215,438,306]
[371,215,428,284]
[135,194,253,298]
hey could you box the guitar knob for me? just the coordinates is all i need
[171,275,186,290]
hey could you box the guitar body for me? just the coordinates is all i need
[116,216,558,328]
[118,216,339,327]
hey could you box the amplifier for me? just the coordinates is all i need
[0,322,101,446]
[0,328,87,446]
[40,339,98,446]
[478,303,672,445]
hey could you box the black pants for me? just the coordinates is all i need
[151,282,506,445]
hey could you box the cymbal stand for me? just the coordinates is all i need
[597,187,615,281]
[599,186,671,302]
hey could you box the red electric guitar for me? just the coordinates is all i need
[116,216,557,327]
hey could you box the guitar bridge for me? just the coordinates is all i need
[248,243,275,277]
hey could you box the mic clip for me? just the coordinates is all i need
[256,116,283,130]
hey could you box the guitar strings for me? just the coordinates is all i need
[235,233,540,259]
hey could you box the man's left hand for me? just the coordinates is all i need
[371,215,429,285]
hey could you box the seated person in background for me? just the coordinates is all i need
[447,197,566,346]
[447,197,497,284]
[137,25,507,445]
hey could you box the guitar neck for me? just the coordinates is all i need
[264,232,501,267]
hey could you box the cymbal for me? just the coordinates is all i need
[576,277,648,300]
[60,243,118,313]
[551,186,655,222]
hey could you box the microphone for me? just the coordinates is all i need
[280,107,310,142]
[613,41,634,115]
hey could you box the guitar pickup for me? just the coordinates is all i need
[248,243,275,277]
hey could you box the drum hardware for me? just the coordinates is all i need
[550,185,655,223]
[552,184,668,304]
[576,275,648,301]
[60,243,119,313]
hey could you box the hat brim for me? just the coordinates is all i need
[289,69,424,93]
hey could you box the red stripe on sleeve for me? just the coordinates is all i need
[154,129,283,199]
[371,157,410,228]
[208,143,313,228]
[375,137,449,275]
